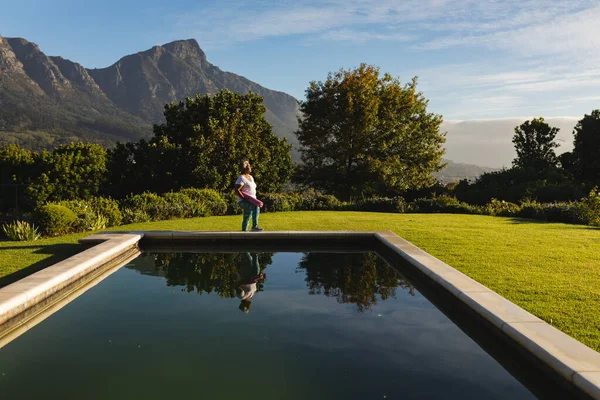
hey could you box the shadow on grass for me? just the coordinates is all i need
[506,217,600,229]
[0,243,89,289]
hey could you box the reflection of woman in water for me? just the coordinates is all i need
[236,253,264,313]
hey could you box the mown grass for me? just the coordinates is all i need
[1,212,599,351]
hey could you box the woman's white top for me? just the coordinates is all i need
[235,174,257,203]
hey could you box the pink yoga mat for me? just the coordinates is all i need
[240,193,264,208]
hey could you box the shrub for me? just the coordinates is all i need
[179,188,227,216]
[224,192,243,215]
[262,193,295,212]
[353,196,406,213]
[121,208,152,224]
[57,197,123,229]
[1,220,41,241]
[161,192,200,219]
[121,192,170,221]
[408,195,477,214]
[575,188,600,226]
[87,197,123,226]
[517,200,593,226]
[79,212,109,231]
[484,198,521,217]
[296,190,341,211]
[34,204,77,236]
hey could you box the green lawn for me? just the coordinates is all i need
[1,212,599,351]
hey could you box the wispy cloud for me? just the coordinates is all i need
[320,29,413,43]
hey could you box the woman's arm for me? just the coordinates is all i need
[235,183,245,199]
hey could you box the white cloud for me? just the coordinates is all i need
[420,5,600,61]
[320,29,413,43]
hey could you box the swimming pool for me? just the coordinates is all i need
[0,251,534,399]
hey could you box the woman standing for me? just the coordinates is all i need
[235,160,264,232]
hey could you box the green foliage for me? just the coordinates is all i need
[484,199,520,217]
[121,208,152,224]
[353,196,407,213]
[454,167,583,205]
[179,188,228,216]
[161,192,201,219]
[295,189,342,211]
[573,110,600,185]
[0,144,40,212]
[108,90,293,196]
[512,118,559,172]
[120,192,170,221]
[408,195,477,214]
[261,193,296,212]
[26,143,108,206]
[56,197,122,229]
[1,220,41,241]
[224,192,244,215]
[294,64,445,200]
[79,213,109,231]
[87,197,123,227]
[34,204,77,236]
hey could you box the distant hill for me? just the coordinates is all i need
[435,159,499,184]
[0,35,300,152]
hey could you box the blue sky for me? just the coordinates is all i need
[1,0,599,166]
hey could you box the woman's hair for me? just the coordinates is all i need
[240,160,251,172]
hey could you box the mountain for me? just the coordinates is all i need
[435,159,499,184]
[0,36,300,152]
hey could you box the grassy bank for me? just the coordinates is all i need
[1,212,599,351]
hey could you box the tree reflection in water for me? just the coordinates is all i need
[297,252,414,312]
[150,253,273,299]
[142,252,413,312]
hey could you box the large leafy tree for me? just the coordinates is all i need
[294,64,445,200]
[572,110,600,185]
[27,143,108,206]
[109,90,292,196]
[512,118,559,172]
[0,144,40,211]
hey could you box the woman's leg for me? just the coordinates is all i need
[242,202,252,231]
[251,205,259,228]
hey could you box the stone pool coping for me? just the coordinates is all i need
[0,230,599,399]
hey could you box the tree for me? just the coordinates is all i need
[27,143,108,206]
[0,144,40,211]
[109,90,293,196]
[294,64,445,200]
[512,118,559,172]
[573,110,600,185]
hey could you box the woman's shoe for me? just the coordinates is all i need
[251,226,264,232]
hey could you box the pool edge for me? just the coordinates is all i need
[0,229,598,399]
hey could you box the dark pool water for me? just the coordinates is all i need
[0,252,533,399]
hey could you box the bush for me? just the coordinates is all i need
[121,192,170,221]
[484,199,521,217]
[408,195,477,214]
[353,196,406,213]
[57,197,123,229]
[224,192,243,215]
[517,200,595,226]
[179,188,227,216]
[575,188,600,226]
[262,193,295,212]
[79,213,109,231]
[1,220,41,241]
[34,204,77,236]
[87,197,122,226]
[121,208,152,224]
[161,192,200,219]
[296,190,341,211]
